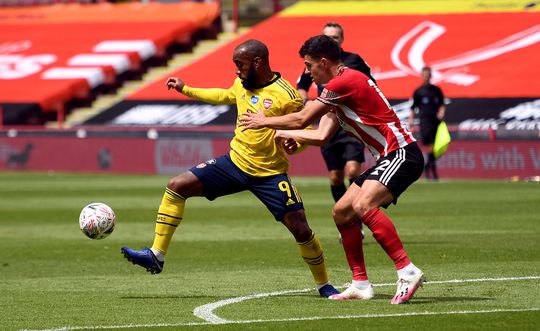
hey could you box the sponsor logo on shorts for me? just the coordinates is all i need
[196,158,216,168]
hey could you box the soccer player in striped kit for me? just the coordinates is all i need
[240,35,425,304]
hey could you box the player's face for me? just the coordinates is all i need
[304,55,331,85]
[233,50,258,90]
[323,27,343,48]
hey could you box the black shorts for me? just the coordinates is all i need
[420,121,440,145]
[354,143,424,207]
[189,154,304,221]
[321,129,365,171]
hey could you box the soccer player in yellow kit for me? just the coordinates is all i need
[121,39,340,298]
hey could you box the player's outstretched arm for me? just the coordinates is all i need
[275,112,339,146]
[240,99,330,130]
[166,76,235,105]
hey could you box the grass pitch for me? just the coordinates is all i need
[0,172,538,330]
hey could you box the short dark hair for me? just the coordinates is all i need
[236,39,269,60]
[324,22,344,39]
[299,35,341,62]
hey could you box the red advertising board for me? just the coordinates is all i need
[0,134,538,179]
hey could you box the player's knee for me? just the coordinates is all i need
[352,197,376,218]
[332,203,349,225]
[166,173,194,196]
[329,170,344,185]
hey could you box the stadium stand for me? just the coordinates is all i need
[100,1,539,123]
[0,0,539,179]
[0,1,221,125]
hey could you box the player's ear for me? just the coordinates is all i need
[253,56,262,68]
[318,57,326,68]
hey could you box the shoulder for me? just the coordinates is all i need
[326,69,364,93]
[274,76,301,100]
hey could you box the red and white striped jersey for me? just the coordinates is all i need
[317,67,415,159]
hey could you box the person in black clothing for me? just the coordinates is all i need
[409,66,446,180]
[297,22,375,203]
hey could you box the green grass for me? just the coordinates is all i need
[0,172,539,331]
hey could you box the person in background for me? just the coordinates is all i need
[409,66,446,180]
[297,22,374,203]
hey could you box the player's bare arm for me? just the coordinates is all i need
[239,99,330,130]
[166,77,185,93]
[275,112,340,146]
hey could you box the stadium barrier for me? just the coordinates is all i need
[0,127,538,179]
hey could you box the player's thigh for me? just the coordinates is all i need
[250,174,304,222]
[354,143,423,207]
[189,155,247,201]
[167,171,204,198]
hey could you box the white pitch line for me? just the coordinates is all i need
[194,275,540,323]
[20,275,540,331]
[21,308,540,331]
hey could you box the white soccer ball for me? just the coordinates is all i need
[79,202,116,240]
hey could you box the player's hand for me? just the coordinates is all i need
[166,77,185,92]
[239,106,266,130]
[275,131,298,154]
[282,138,298,154]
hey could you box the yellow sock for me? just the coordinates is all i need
[151,188,185,255]
[298,232,329,286]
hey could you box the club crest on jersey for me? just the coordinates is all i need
[263,98,273,110]
[250,96,259,105]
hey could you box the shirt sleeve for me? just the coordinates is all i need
[411,89,419,109]
[182,82,236,105]
[316,76,348,107]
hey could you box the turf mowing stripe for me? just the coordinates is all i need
[20,308,540,331]
[20,276,540,331]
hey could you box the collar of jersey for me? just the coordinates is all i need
[251,72,281,89]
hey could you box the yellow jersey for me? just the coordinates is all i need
[182,73,304,176]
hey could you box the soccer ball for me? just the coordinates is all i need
[79,202,116,240]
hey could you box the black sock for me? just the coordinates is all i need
[330,184,347,202]
[428,153,437,179]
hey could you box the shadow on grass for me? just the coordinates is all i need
[283,293,492,304]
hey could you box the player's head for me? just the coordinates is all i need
[233,39,270,90]
[420,66,432,84]
[323,22,344,48]
[299,35,341,85]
